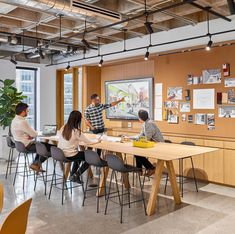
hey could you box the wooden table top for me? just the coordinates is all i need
[39,134,218,161]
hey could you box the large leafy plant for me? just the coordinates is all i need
[0,79,26,130]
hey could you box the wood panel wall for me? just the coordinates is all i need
[101,44,235,139]
[101,59,154,129]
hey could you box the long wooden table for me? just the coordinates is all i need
[39,134,218,216]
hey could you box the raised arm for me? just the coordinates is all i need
[110,97,125,107]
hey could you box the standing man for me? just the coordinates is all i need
[84,93,124,137]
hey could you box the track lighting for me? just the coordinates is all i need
[65,62,70,71]
[144,21,154,34]
[98,57,103,67]
[10,57,17,65]
[206,38,213,51]
[144,48,149,60]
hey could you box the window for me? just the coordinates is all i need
[63,73,73,123]
[16,67,37,128]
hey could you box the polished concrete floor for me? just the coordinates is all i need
[1,158,235,234]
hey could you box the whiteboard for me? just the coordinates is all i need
[193,89,215,109]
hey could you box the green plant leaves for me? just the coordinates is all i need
[4,79,15,87]
[0,79,27,129]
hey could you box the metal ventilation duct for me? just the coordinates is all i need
[0,0,121,22]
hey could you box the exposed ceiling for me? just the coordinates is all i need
[0,0,233,64]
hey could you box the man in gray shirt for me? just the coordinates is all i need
[134,110,164,177]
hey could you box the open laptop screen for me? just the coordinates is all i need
[42,125,57,135]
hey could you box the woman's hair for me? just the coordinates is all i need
[62,111,82,141]
[138,110,149,122]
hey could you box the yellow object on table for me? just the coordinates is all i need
[132,137,155,148]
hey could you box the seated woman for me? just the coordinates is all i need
[134,110,164,177]
[58,110,100,184]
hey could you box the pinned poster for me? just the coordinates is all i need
[155,96,162,108]
[154,108,162,121]
[193,89,215,109]
[155,83,163,96]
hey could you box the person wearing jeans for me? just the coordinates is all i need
[133,110,164,177]
[58,110,100,184]
[11,102,52,173]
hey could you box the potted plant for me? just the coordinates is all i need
[0,79,26,159]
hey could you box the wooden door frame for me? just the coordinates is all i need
[56,67,79,128]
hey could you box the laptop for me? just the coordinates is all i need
[41,125,57,136]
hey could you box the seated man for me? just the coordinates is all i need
[134,110,164,177]
[11,102,51,172]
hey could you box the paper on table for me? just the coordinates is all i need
[155,83,163,96]
[155,96,162,108]
[154,108,162,121]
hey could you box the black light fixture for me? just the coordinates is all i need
[206,36,213,51]
[98,57,103,67]
[10,56,17,65]
[205,8,213,51]
[65,62,70,71]
[144,48,150,60]
[39,49,45,59]
[144,0,153,34]
[144,21,154,34]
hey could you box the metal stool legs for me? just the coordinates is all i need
[5,147,14,179]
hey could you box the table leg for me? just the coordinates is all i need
[97,167,109,197]
[64,162,71,180]
[146,159,164,216]
[87,167,93,179]
[166,161,181,204]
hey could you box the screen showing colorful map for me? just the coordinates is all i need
[105,78,153,120]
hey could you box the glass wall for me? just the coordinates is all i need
[16,67,37,128]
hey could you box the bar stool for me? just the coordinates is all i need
[5,136,16,179]
[105,154,146,223]
[82,150,108,213]
[49,146,84,205]
[165,141,198,196]
[13,141,35,190]
[34,142,52,195]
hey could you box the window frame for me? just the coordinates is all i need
[16,66,37,129]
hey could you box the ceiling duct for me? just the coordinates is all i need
[1,0,122,22]
[72,0,120,20]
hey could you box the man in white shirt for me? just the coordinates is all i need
[11,102,50,172]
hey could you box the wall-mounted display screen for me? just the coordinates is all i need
[105,78,153,120]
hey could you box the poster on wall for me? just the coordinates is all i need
[202,69,221,84]
[168,115,179,124]
[180,102,190,112]
[167,87,182,100]
[218,106,235,118]
[225,78,235,87]
[195,114,207,125]
[228,89,235,104]
[207,113,215,130]
[193,89,215,109]
[182,114,186,122]
[164,101,179,109]
[188,115,193,123]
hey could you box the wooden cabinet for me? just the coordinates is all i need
[224,149,235,186]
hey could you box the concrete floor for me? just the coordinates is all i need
[1,158,235,234]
